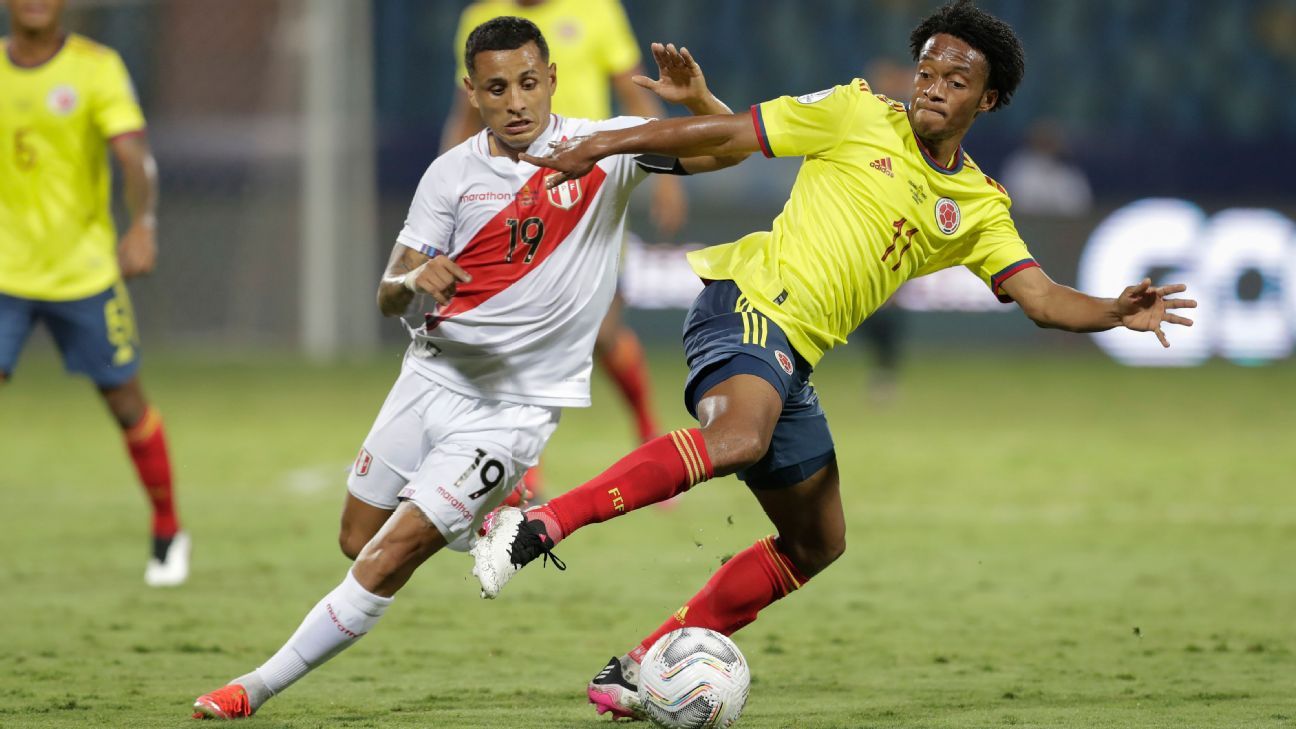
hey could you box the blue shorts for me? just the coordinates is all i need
[682,280,834,489]
[0,282,142,388]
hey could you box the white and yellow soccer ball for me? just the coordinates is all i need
[638,627,750,729]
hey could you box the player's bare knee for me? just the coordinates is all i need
[100,381,147,428]
[338,529,367,561]
[701,424,769,473]
[779,532,845,578]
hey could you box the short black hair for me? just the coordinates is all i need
[908,0,1025,111]
[464,16,549,77]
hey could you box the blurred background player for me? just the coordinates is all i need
[0,0,187,586]
[443,0,684,496]
[473,1,1197,720]
[1000,118,1093,217]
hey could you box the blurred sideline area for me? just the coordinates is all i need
[5,0,1295,366]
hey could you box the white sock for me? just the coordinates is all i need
[243,570,393,709]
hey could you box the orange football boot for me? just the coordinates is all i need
[192,684,253,720]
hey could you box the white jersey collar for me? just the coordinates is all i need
[476,114,563,165]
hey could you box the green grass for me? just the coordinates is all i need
[1,346,1294,728]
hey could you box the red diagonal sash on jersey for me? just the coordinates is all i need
[430,164,609,327]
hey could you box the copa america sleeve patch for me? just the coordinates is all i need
[795,88,834,104]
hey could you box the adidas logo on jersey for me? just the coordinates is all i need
[870,157,894,177]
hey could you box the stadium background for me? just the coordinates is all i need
[9,0,1295,362]
[3,2,1295,728]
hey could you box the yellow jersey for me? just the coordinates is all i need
[688,80,1037,366]
[0,34,145,301]
[454,0,641,120]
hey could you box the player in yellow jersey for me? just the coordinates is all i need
[472,1,1197,719]
[444,0,682,469]
[0,0,188,586]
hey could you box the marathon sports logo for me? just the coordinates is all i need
[775,350,795,375]
[547,178,583,210]
[436,486,474,522]
[354,448,372,476]
[47,85,78,115]
[326,603,364,639]
[935,197,961,235]
[870,157,894,177]
[460,189,539,203]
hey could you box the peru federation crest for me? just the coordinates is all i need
[547,178,583,210]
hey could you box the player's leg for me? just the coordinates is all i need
[0,291,38,385]
[588,374,838,719]
[532,371,779,521]
[45,282,187,585]
[595,291,659,443]
[338,493,394,561]
[102,376,189,586]
[585,463,840,720]
[195,389,554,718]
[193,502,441,719]
[474,280,802,597]
[630,461,842,656]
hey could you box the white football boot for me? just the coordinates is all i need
[145,531,190,587]
[470,507,564,598]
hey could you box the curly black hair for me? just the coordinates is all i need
[465,16,549,77]
[908,0,1025,111]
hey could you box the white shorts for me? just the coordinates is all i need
[347,364,560,552]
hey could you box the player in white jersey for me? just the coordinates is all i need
[192,17,745,719]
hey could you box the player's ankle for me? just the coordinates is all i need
[236,671,273,710]
[525,505,566,544]
[628,644,649,666]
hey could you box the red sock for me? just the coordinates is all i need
[536,428,712,542]
[630,536,809,663]
[503,465,543,507]
[124,406,179,538]
[601,329,658,443]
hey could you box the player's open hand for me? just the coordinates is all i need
[634,42,709,107]
[519,135,603,188]
[117,218,157,278]
[407,255,471,306]
[1116,278,1197,348]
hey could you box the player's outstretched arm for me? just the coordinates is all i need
[1001,267,1197,348]
[631,42,749,175]
[377,244,472,317]
[611,47,688,236]
[520,113,758,187]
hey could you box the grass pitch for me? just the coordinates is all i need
[1,345,1293,728]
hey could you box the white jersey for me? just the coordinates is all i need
[395,115,656,407]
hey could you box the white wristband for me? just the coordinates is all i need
[402,266,422,293]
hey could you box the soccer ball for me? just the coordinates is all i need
[638,627,750,729]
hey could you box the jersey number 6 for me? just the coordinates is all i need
[14,128,37,170]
